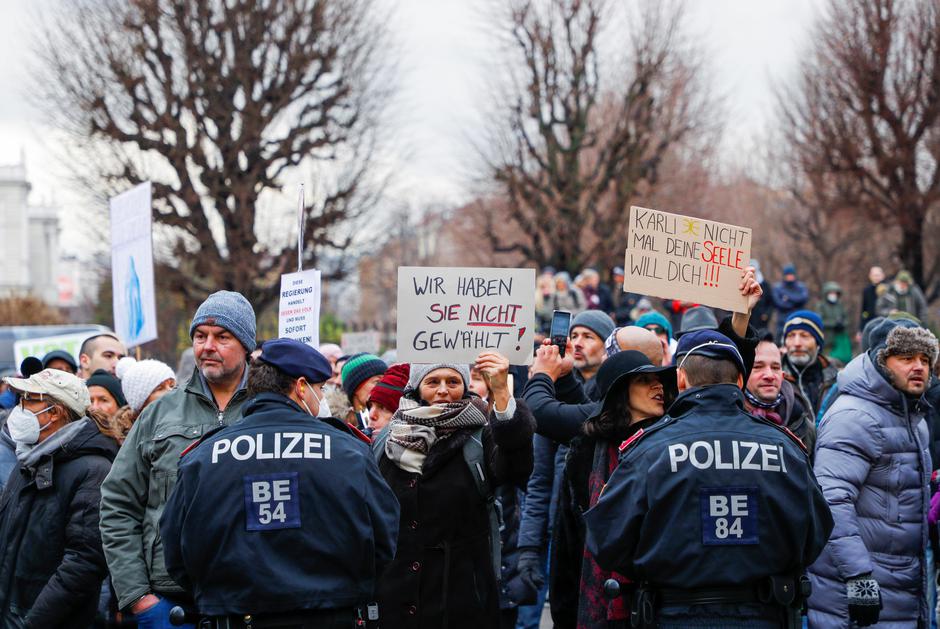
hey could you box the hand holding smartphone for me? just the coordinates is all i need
[550,310,572,358]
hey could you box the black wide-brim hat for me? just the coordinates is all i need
[595,350,677,413]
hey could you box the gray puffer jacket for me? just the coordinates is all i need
[807,352,931,628]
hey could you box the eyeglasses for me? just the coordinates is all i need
[645,325,667,336]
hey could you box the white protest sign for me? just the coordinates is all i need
[397,267,536,365]
[278,269,321,346]
[341,331,381,355]
[110,182,158,347]
[13,332,96,368]
[624,206,752,313]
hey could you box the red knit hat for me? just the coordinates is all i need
[368,363,410,411]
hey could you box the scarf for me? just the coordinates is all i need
[576,435,640,627]
[385,397,488,473]
[744,388,784,425]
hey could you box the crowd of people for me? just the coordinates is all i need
[0,261,936,629]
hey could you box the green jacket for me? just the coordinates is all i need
[99,369,247,609]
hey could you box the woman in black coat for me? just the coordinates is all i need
[0,369,118,629]
[550,351,676,629]
[374,354,535,629]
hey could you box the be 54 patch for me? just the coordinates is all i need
[700,486,758,545]
[244,472,301,531]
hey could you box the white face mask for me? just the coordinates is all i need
[314,388,331,419]
[7,405,55,445]
[298,382,331,419]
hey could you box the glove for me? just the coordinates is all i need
[515,547,545,603]
[846,574,882,627]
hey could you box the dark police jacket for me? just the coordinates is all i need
[583,384,833,591]
[160,393,400,616]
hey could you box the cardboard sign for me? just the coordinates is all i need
[110,182,158,347]
[278,269,321,346]
[341,331,381,355]
[13,332,96,369]
[624,206,752,313]
[397,267,535,365]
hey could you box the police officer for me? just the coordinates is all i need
[159,338,400,629]
[583,330,833,629]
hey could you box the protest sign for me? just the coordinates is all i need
[397,267,535,365]
[110,182,158,347]
[341,331,381,355]
[278,269,321,347]
[624,206,752,313]
[13,332,96,369]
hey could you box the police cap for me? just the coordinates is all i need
[674,329,746,375]
[258,338,332,384]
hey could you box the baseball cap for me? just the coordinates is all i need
[674,330,746,376]
[257,338,332,384]
[4,368,91,416]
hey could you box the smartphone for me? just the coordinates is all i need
[550,310,572,357]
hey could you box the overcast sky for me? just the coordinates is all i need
[0,0,820,254]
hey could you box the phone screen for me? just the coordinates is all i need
[550,311,572,339]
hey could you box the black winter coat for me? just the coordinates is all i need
[0,418,117,629]
[375,399,535,629]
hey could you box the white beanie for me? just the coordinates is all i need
[117,357,176,412]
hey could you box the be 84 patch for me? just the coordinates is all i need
[243,472,301,531]
[700,486,758,545]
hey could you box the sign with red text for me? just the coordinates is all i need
[624,206,752,313]
[397,267,536,365]
[278,269,321,347]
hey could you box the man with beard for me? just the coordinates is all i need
[100,291,256,629]
[781,310,839,416]
[808,321,937,628]
[745,336,816,455]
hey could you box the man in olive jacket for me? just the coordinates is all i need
[99,291,256,628]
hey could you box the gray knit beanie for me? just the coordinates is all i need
[189,290,257,352]
[571,310,616,343]
[407,363,471,393]
[876,326,939,370]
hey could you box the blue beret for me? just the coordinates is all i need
[674,329,746,375]
[258,338,332,384]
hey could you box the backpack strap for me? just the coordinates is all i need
[462,426,501,580]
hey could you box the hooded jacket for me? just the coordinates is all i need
[807,352,931,628]
[0,418,117,629]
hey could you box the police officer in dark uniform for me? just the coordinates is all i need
[583,330,833,629]
[160,338,400,629]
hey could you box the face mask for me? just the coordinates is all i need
[315,388,332,419]
[826,293,838,303]
[298,382,331,418]
[7,405,55,445]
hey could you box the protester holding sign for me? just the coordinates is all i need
[372,352,534,629]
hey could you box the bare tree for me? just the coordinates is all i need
[778,0,940,297]
[35,0,393,311]
[478,0,717,275]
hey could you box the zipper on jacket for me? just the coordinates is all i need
[218,410,224,426]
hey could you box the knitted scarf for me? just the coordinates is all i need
[743,388,783,425]
[385,396,488,473]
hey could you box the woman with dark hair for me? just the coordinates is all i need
[550,350,677,629]
[373,353,535,629]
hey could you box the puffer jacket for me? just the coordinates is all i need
[807,352,930,628]
[100,368,248,610]
[0,418,117,629]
